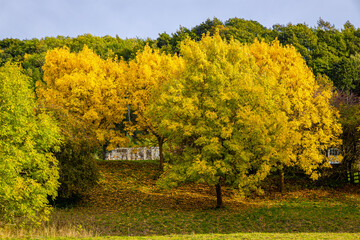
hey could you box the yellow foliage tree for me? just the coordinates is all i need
[156,34,285,207]
[37,46,129,197]
[249,40,342,192]
[38,46,129,149]
[126,45,184,169]
[156,34,341,208]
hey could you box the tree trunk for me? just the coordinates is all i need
[157,136,164,171]
[215,183,223,208]
[102,143,108,160]
[279,167,285,194]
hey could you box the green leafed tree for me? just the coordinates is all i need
[223,18,269,43]
[333,91,360,182]
[0,63,61,224]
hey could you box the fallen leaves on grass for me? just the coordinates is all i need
[47,160,360,237]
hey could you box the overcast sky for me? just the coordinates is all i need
[1,0,360,40]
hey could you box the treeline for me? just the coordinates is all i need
[2,17,360,95]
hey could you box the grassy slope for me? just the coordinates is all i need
[46,160,360,237]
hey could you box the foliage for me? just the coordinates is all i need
[0,35,146,66]
[49,105,100,199]
[249,40,342,181]
[126,45,185,168]
[223,18,270,43]
[154,34,341,207]
[333,91,360,176]
[37,46,129,198]
[67,34,146,61]
[0,35,146,99]
[2,18,360,97]
[39,45,129,148]
[272,23,317,64]
[0,63,61,224]
[154,18,360,97]
[191,18,224,41]
[2,18,360,96]
[155,34,281,207]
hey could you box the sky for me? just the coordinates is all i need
[1,0,360,40]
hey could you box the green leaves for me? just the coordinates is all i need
[0,63,61,224]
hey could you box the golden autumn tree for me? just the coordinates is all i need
[249,40,342,193]
[155,34,285,208]
[126,45,184,169]
[37,46,129,197]
[155,34,341,208]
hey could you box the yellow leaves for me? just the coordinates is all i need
[155,32,342,197]
[221,126,233,139]
[37,33,341,201]
[39,45,129,147]
[188,157,217,183]
[126,45,185,141]
[183,125,195,137]
[248,38,342,177]
[205,110,217,120]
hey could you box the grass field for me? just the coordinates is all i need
[3,160,360,239]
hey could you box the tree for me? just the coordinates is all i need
[0,63,61,223]
[191,18,224,40]
[342,21,360,56]
[156,34,342,207]
[330,57,360,92]
[22,52,47,92]
[313,19,347,77]
[167,26,197,54]
[156,34,286,208]
[37,46,129,198]
[156,32,173,52]
[272,23,318,65]
[224,18,269,43]
[249,40,342,193]
[126,46,185,169]
[68,34,146,61]
[333,91,360,182]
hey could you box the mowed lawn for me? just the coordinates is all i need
[44,160,360,237]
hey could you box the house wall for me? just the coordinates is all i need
[106,147,159,160]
